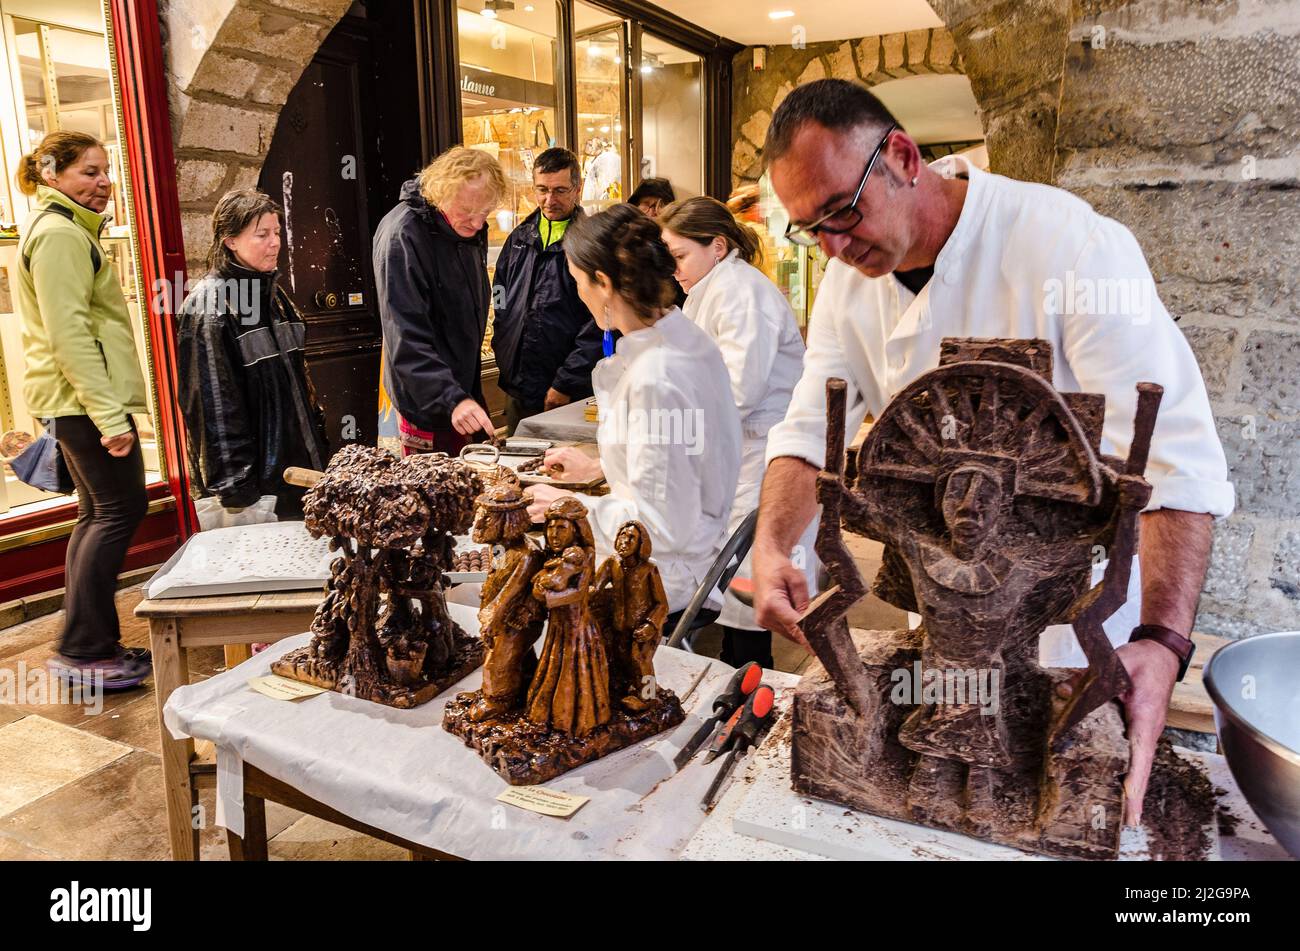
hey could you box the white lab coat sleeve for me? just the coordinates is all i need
[581,375,713,557]
[1058,218,1235,517]
[764,278,869,469]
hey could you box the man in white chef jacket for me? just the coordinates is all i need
[751,79,1234,827]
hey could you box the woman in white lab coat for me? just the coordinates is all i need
[659,196,812,668]
[526,203,742,631]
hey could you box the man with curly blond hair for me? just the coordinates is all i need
[374,146,508,454]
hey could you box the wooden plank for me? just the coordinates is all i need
[253,590,327,611]
[224,644,254,669]
[136,589,325,618]
[173,611,317,646]
[1163,631,1229,736]
[151,616,197,861]
[135,593,264,617]
[226,792,268,861]
[242,764,462,861]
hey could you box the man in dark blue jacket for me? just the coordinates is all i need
[491,148,604,433]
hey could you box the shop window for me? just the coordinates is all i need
[574,1,625,213]
[0,1,162,522]
[638,33,702,200]
[457,0,564,358]
[754,170,827,337]
[457,0,562,253]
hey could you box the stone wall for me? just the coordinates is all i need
[1054,0,1300,639]
[159,0,355,273]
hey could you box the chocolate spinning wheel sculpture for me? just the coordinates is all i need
[793,338,1163,859]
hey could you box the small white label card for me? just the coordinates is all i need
[247,675,328,701]
[496,785,590,818]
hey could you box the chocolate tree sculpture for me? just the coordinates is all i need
[272,445,485,708]
[444,499,684,784]
[793,338,1162,860]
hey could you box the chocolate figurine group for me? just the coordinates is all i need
[793,338,1161,860]
[444,486,683,785]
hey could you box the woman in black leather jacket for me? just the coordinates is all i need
[177,189,328,519]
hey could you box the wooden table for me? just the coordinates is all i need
[227,762,459,861]
[1169,631,1232,735]
[512,399,598,443]
[135,590,324,861]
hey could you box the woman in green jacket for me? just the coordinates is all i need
[15,131,151,689]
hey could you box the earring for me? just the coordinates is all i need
[602,305,614,357]
[911,176,918,187]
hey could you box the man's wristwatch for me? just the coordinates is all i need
[1129,624,1196,682]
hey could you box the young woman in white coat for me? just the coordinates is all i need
[526,203,742,633]
[659,196,812,669]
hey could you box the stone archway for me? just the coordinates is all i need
[160,0,356,271]
[730,1,1073,191]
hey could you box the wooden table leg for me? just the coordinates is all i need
[152,616,197,861]
[224,644,254,669]
[227,788,269,861]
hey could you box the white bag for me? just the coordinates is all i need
[194,494,279,532]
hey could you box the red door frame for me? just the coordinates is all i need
[0,0,194,604]
[107,0,195,536]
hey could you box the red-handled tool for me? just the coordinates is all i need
[672,661,763,771]
[701,684,777,810]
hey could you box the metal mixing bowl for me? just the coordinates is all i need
[1203,630,1300,858]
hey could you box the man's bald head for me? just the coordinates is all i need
[763,79,901,170]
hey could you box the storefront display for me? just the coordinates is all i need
[0,0,162,521]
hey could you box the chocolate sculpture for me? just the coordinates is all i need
[445,499,684,784]
[272,446,485,707]
[793,339,1161,860]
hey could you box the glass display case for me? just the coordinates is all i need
[0,0,162,521]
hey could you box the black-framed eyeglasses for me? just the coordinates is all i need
[784,123,897,247]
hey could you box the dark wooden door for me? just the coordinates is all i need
[258,1,422,454]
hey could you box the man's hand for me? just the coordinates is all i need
[752,545,811,647]
[525,483,575,522]
[101,431,135,458]
[451,398,495,438]
[543,388,572,411]
[1115,638,1180,826]
[542,446,602,483]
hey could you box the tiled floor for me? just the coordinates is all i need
[0,585,377,860]
[0,539,905,861]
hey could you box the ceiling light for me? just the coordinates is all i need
[480,8,497,17]
[482,0,514,18]
[769,10,795,19]
[524,3,535,9]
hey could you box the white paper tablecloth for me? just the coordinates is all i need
[163,602,797,860]
[512,399,598,443]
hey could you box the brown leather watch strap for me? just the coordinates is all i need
[1130,624,1196,682]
